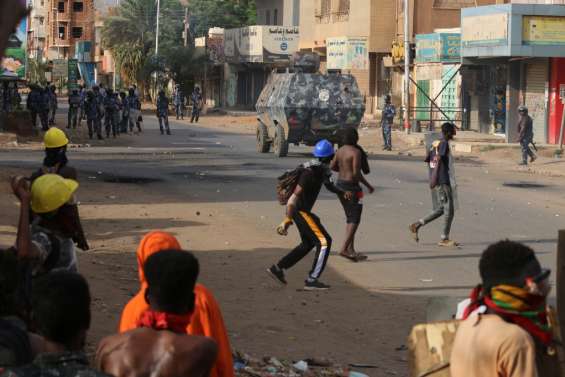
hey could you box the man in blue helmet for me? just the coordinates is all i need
[267,140,352,290]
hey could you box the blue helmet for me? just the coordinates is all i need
[313,139,334,158]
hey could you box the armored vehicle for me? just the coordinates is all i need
[255,53,366,157]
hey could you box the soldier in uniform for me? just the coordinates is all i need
[173,84,185,120]
[39,87,51,131]
[26,84,42,129]
[156,90,171,135]
[381,95,396,151]
[190,87,202,123]
[78,85,87,125]
[67,88,81,129]
[48,85,58,125]
[127,88,142,134]
[92,86,105,137]
[119,91,129,134]
[103,89,120,138]
[85,91,102,140]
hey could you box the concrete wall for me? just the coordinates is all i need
[256,0,299,26]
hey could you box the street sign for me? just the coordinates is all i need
[52,59,67,78]
[67,59,79,90]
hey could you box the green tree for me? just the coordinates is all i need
[27,57,48,84]
[188,0,256,37]
[102,0,184,92]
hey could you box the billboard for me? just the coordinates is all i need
[1,17,27,78]
[462,13,508,47]
[523,16,565,46]
[224,26,299,63]
[416,33,460,63]
[327,36,369,70]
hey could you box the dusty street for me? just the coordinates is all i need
[0,106,563,376]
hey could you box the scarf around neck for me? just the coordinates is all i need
[463,284,552,346]
[137,310,191,334]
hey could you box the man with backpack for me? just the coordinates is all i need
[409,122,458,247]
[331,128,374,262]
[267,140,353,291]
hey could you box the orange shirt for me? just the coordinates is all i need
[118,231,234,377]
[450,314,538,377]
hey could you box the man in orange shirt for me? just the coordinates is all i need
[451,240,552,377]
[97,250,217,377]
[118,231,234,377]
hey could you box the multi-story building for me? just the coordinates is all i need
[299,0,396,115]
[255,0,300,26]
[27,0,49,60]
[45,0,95,60]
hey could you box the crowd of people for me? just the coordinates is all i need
[25,83,204,140]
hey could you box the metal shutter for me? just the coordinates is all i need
[525,60,549,143]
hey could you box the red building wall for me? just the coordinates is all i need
[549,58,565,145]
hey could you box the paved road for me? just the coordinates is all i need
[2,105,563,305]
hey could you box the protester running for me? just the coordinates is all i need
[409,122,458,247]
[267,140,352,290]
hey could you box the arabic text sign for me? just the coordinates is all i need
[523,16,565,45]
[327,36,368,70]
[52,59,67,77]
[67,59,79,90]
[224,26,299,63]
[462,13,508,47]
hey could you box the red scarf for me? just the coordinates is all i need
[463,285,552,346]
[137,310,191,334]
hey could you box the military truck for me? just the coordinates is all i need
[255,53,366,157]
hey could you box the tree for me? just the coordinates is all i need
[188,0,256,37]
[102,0,184,91]
[27,57,48,84]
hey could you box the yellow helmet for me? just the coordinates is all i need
[44,128,69,149]
[31,174,79,214]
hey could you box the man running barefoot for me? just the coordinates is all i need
[331,128,374,262]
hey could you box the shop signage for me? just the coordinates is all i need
[67,59,79,91]
[523,16,565,46]
[462,13,508,47]
[416,33,460,63]
[52,59,67,78]
[327,36,368,70]
[224,26,299,64]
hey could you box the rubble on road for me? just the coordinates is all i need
[233,352,369,377]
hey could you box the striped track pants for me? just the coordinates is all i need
[277,211,332,281]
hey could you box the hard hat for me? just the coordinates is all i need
[518,105,528,112]
[31,174,79,214]
[313,139,334,158]
[44,127,69,149]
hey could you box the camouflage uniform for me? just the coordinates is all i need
[67,91,81,129]
[26,87,43,130]
[190,89,202,123]
[103,93,120,138]
[48,87,57,125]
[127,94,141,133]
[381,102,396,150]
[0,352,111,377]
[84,93,101,139]
[39,89,51,131]
[173,87,184,119]
[156,94,170,134]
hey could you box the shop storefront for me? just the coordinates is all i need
[461,4,565,143]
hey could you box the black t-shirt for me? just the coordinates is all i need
[428,140,450,186]
[296,167,325,212]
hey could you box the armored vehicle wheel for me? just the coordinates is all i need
[256,123,270,153]
[273,124,289,158]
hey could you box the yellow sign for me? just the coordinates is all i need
[461,13,508,47]
[523,16,565,45]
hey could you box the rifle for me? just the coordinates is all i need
[530,141,538,152]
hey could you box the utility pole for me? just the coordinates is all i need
[155,0,160,55]
[403,0,410,133]
[183,7,188,47]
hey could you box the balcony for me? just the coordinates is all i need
[331,10,349,22]
[52,38,71,47]
[314,9,331,24]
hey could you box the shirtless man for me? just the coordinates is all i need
[96,250,217,377]
[331,127,374,262]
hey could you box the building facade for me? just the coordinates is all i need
[27,0,49,60]
[299,0,396,115]
[45,0,95,60]
[255,0,300,26]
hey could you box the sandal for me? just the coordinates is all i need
[339,252,367,262]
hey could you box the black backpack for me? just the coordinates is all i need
[276,166,305,205]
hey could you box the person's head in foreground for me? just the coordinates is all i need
[313,139,334,164]
[342,127,359,147]
[96,250,217,377]
[441,122,456,141]
[32,271,91,351]
[30,174,78,232]
[43,128,69,169]
[518,105,529,116]
[143,250,199,326]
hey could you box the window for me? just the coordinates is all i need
[273,9,278,25]
[266,9,271,25]
[39,17,44,25]
[40,0,44,6]
[73,2,83,11]
[72,27,83,38]
[58,26,65,39]
[316,0,331,23]
[57,1,64,12]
